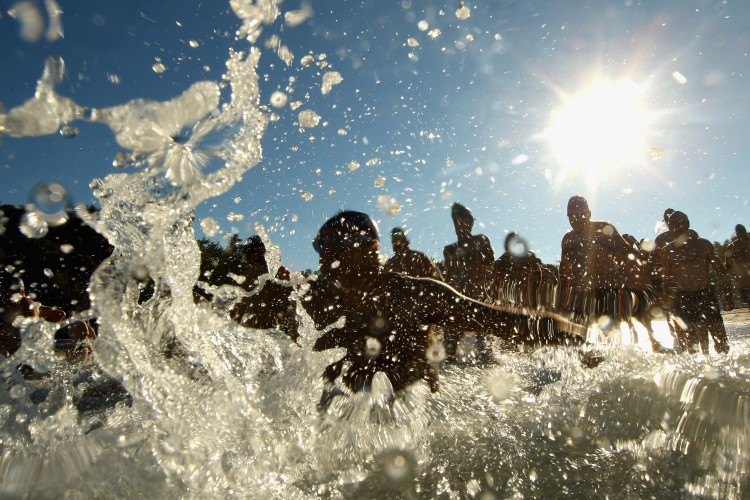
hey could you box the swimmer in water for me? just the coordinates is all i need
[300,211,588,404]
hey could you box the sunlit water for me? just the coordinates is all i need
[2,1,750,498]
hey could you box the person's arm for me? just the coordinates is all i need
[411,276,585,346]
[707,241,733,309]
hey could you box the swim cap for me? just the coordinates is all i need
[313,211,380,255]
[567,195,590,214]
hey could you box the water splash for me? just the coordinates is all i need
[2,1,750,498]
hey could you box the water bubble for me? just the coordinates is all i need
[381,449,416,483]
[640,239,656,252]
[418,20,429,31]
[270,91,288,108]
[507,234,529,258]
[59,124,78,138]
[27,182,70,226]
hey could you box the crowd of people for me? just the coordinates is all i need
[2,198,749,407]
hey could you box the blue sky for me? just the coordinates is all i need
[1,0,749,271]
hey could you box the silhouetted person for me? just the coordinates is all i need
[559,195,631,327]
[491,233,542,309]
[725,224,750,311]
[621,234,669,352]
[443,203,495,301]
[300,211,586,405]
[442,203,495,363]
[661,211,731,354]
[653,208,676,253]
[384,227,443,279]
[229,236,300,343]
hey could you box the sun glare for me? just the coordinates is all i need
[545,80,652,183]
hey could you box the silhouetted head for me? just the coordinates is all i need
[736,224,747,239]
[313,210,380,258]
[391,227,410,252]
[663,208,675,222]
[242,235,266,262]
[451,202,474,239]
[668,211,690,233]
[566,195,591,231]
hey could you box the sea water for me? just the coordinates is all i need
[2,1,750,498]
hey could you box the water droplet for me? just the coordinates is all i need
[321,71,343,95]
[270,91,288,108]
[60,243,74,254]
[298,109,321,128]
[347,161,360,172]
[9,384,28,399]
[20,211,49,238]
[508,234,529,258]
[300,191,314,201]
[43,268,54,278]
[377,194,402,216]
[200,217,220,237]
[59,124,78,138]
[381,449,416,483]
[152,62,167,74]
[27,182,70,226]
[365,337,382,358]
[426,340,446,364]
[455,2,471,20]
[189,40,199,48]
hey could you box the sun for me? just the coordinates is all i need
[544,79,653,183]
